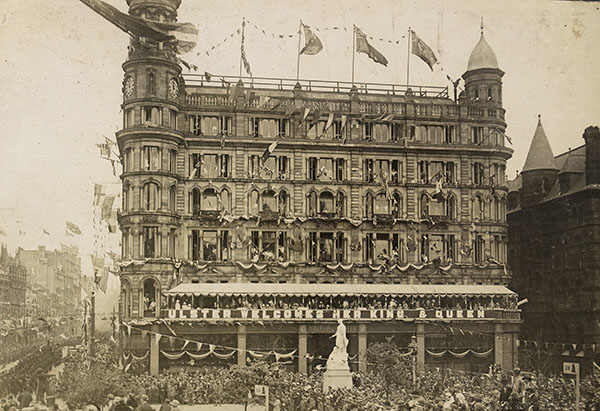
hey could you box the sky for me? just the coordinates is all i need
[0,0,599,270]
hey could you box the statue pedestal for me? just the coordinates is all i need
[323,368,353,393]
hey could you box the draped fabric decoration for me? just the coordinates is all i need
[212,350,237,359]
[274,349,297,362]
[187,351,212,360]
[248,350,271,359]
[425,348,493,358]
[131,351,149,361]
[160,350,186,360]
[325,263,354,271]
[123,352,131,361]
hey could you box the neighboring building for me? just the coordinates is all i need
[508,121,600,375]
[115,0,519,375]
[17,245,82,317]
[0,245,27,319]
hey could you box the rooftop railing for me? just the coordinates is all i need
[183,74,449,98]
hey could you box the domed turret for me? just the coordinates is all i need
[467,33,499,71]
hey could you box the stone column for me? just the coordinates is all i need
[237,324,247,367]
[149,324,160,375]
[298,324,307,374]
[358,323,368,374]
[494,323,504,367]
[416,323,425,371]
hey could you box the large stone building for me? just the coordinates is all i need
[0,245,27,319]
[508,121,600,375]
[115,0,519,375]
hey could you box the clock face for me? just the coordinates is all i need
[124,76,135,97]
[168,78,178,99]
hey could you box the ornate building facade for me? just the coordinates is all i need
[116,0,519,375]
[508,122,600,375]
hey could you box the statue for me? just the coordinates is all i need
[323,320,353,392]
[326,319,350,370]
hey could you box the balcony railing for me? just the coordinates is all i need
[183,74,448,98]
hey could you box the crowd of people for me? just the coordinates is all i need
[168,294,517,312]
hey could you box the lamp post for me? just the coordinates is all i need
[408,335,418,386]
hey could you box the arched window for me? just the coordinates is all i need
[420,193,430,218]
[319,191,335,215]
[364,192,374,218]
[262,189,277,212]
[278,190,288,216]
[142,182,159,211]
[221,189,231,214]
[487,87,493,101]
[147,71,156,95]
[169,185,176,212]
[492,197,500,221]
[473,195,484,221]
[336,191,346,217]
[249,189,259,215]
[446,194,456,220]
[392,192,402,218]
[307,191,317,217]
[202,188,218,211]
[374,193,389,215]
[143,278,160,317]
[191,187,201,215]
[123,185,131,211]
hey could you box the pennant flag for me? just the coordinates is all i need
[141,330,148,339]
[301,107,311,123]
[43,229,50,235]
[355,27,388,66]
[340,115,347,130]
[240,21,253,77]
[285,106,296,117]
[410,29,438,71]
[196,342,203,351]
[262,141,278,162]
[382,114,394,122]
[154,333,162,346]
[325,113,334,131]
[182,340,190,350]
[300,23,323,55]
[79,0,198,54]
[66,221,82,235]
[204,71,213,82]
[258,95,271,108]
[505,134,513,145]
[309,109,321,130]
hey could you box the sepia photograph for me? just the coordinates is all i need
[0,0,599,409]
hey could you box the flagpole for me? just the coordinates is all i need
[239,18,245,77]
[296,20,302,81]
[406,27,411,89]
[352,25,356,84]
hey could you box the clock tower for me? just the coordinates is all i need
[117,0,185,333]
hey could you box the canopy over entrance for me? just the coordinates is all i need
[164,283,516,298]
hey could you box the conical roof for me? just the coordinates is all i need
[467,34,499,71]
[522,118,558,172]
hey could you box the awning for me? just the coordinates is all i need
[163,283,516,298]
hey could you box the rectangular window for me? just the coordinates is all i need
[391,123,403,141]
[142,106,162,126]
[143,226,159,258]
[336,232,346,262]
[190,230,200,260]
[125,108,135,128]
[374,124,389,142]
[190,114,201,135]
[123,149,132,172]
[419,161,429,183]
[363,122,373,140]
[249,155,261,178]
[168,230,176,258]
[364,233,374,262]
[202,154,218,178]
[391,160,401,183]
[308,157,318,181]
[169,110,177,130]
[445,126,455,144]
[332,120,343,140]
[374,160,389,182]
[190,153,202,178]
[220,116,232,135]
[278,119,290,137]
[308,232,318,262]
[320,158,334,181]
[168,150,177,173]
[278,156,289,180]
[319,232,334,263]
[474,234,485,264]
[364,159,374,182]
[473,162,485,185]
[335,159,345,182]
[249,118,289,138]
[142,146,161,171]
[219,154,230,177]
[445,162,455,184]
[250,231,260,260]
[472,126,484,144]
[202,231,218,261]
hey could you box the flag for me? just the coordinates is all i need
[66,221,82,235]
[505,134,513,145]
[94,184,106,206]
[240,21,253,77]
[325,113,334,131]
[79,0,198,54]
[43,229,50,235]
[355,27,388,66]
[301,107,311,123]
[410,29,438,71]
[204,71,213,82]
[229,82,242,102]
[340,115,347,130]
[262,141,278,162]
[309,109,321,130]
[300,23,323,55]
[96,143,111,159]
[101,195,116,222]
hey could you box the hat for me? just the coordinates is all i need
[108,394,114,399]
[170,400,180,407]
[513,367,521,374]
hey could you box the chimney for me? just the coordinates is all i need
[583,126,600,186]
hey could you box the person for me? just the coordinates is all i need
[112,397,132,411]
[16,388,33,410]
[169,400,179,411]
[125,394,138,410]
[512,368,525,400]
[137,395,152,411]
[499,375,512,405]
[158,399,171,411]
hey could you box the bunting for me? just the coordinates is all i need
[240,20,253,77]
